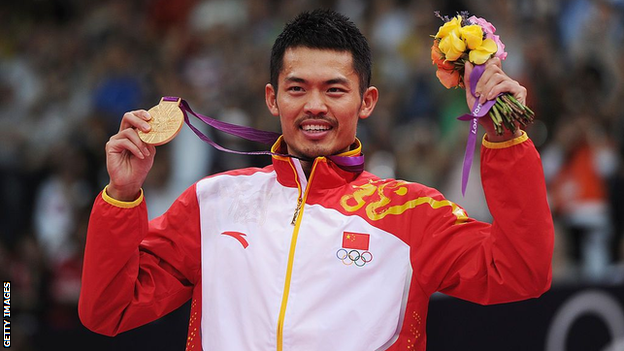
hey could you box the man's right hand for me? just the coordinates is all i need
[105,110,157,201]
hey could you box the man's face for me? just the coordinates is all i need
[265,47,378,160]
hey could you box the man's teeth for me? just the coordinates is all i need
[302,125,331,132]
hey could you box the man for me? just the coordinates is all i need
[79,9,553,351]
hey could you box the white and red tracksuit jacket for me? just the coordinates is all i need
[79,133,554,350]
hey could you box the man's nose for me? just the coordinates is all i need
[304,90,328,115]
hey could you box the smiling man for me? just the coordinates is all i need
[79,9,553,351]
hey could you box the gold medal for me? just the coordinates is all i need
[138,97,184,146]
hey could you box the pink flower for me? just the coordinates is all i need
[468,16,507,60]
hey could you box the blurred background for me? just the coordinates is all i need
[1,0,623,350]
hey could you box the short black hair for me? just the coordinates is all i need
[269,9,372,95]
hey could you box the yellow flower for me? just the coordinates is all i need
[468,38,498,64]
[435,15,462,39]
[460,25,483,50]
[438,30,466,61]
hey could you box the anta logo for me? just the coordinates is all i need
[221,231,249,249]
[336,232,373,267]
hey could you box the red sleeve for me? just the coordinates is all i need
[78,184,201,336]
[414,133,554,304]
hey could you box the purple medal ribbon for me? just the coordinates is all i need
[456,65,500,196]
[164,97,365,173]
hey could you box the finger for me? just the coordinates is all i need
[481,72,507,103]
[485,57,502,69]
[464,61,474,94]
[108,130,147,157]
[108,129,152,159]
[119,110,152,133]
[475,65,508,104]
[107,136,146,160]
[491,80,526,104]
[145,144,156,158]
[467,58,501,93]
[480,73,527,105]
[119,128,153,157]
[463,61,477,109]
[472,58,502,101]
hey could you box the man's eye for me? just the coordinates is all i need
[328,87,345,93]
[288,86,304,92]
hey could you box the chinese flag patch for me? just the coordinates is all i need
[342,232,370,251]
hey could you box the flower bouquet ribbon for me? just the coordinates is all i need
[431,12,535,195]
[142,96,365,173]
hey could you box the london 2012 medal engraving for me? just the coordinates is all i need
[138,97,184,146]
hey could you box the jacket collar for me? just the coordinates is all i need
[270,136,363,189]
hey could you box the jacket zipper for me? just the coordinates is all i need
[277,159,319,351]
[290,197,302,226]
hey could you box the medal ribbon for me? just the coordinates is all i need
[455,64,500,196]
[163,97,365,173]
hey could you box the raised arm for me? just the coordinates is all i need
[78,110,201,335]
[414,60,554,304]
[414,134,554,304]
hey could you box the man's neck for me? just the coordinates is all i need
[300,159,314,178]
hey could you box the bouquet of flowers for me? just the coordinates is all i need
[431,12,534,135]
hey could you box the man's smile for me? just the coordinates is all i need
[299,119,334,138]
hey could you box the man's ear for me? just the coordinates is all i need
[359,86,379,119]
[265,83,279,117]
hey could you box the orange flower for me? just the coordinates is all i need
[431,41,461,88]
[436,66,461,89]
[430,41,450,68]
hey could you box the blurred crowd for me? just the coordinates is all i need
[1,0,623,349]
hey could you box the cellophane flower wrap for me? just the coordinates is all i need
[431,12,534,135]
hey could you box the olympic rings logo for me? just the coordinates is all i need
[336,248,373,267]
